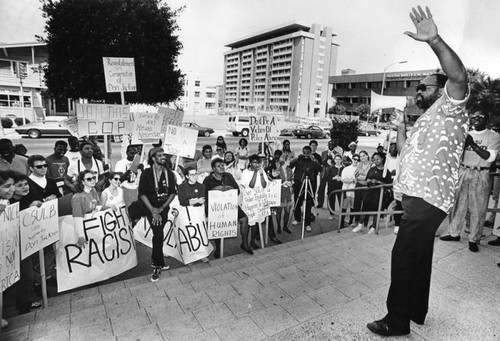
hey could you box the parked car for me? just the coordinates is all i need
[293,125,330,139]
[226,115,250,137]
[15,119,71,138]
[358,129,381,137]
[182,122,214,137]
[280,125,305,136]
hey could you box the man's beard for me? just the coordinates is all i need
[415,91,441,110]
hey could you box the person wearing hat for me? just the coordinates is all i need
[367,6,469,337]
[344,141,358,162]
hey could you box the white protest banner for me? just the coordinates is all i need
[1,202,20,291]
[20,200,59,260]
[158,107,184,128]
[265,180,282,207]
[163,125,198,158]
[208,189,238,239]
[241,187,270,225]
[131,112,163,144]
[76,103,132,136]
[174,206,213,264]
[102,57,137,93]
[249,115,279,142]
[494,222,500,237]
[60,116,79,137]
[55,206,137,292]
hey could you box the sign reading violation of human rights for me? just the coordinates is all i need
[163,125,198,158]
[55,206,137,292]
[208,189,238,239]
[131,112,164,144]
[20,200,59,260]
[249,115,279,142]
[102,57,137,93]
[0,202,20,291]
[76,103,132,136]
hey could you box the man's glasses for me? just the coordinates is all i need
[216,149,222,152]
[34,164,48,169]
[84,176,97,181]
[416,83,439,92]
[112,177,121,181]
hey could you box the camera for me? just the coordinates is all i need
[157,192,169,202]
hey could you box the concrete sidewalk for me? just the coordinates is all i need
[2,221,499,340]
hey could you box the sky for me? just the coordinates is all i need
[2,0,500,86]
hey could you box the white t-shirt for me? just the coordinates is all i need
[341,165,357,198]
[67,157,104,180]
[114,158,138,189]
[65,151,81,163]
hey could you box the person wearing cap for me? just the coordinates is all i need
[343,141,358,162]
[440,108,500,252]
[368,6,469,337]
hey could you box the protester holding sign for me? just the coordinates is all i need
[138,147,177,282]
[204,158,252,257]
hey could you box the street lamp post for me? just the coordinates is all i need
[377,60,407,126]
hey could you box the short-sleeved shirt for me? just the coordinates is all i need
[45,154,70,181]
[115,158,138,189]
[394,83,469,213]
[71,189,100,217]
[462,129,500,167]
[67,157,104,179]
[0,154,29,174]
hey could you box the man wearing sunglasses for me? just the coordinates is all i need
[0,138,29,174]
[368,6,469,337]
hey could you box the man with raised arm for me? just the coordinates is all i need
[367,6,469,337]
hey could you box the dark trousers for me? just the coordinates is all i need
[146,207,170,267]
[386,196,446,330]
[293,181,315,226]
[327,183,342,213]
[352,185,366,223]
[317,174,328,206]
[394,200,403,226]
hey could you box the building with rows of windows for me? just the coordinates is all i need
[175,73,221,116]
[329,68,437,116]
[223,22,338,118]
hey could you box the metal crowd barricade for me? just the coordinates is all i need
[327,171,500,235]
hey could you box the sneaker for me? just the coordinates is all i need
[1,318,8,329]
[468,242,479,253]
[292,220,299,226]
[151,267,161,282]
[368,227,376,234]
[328,216,334,220]
[352,224,364,233]
[488,237,500,246]
[306,226,312,232]
[393,226,399,235]
[151,261,170,271]
[439,235,460,242]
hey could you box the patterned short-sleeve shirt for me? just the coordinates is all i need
[394,83,469,213]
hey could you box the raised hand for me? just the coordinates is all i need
[404,6,438,42]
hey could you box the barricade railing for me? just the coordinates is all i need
[326,171,500,234]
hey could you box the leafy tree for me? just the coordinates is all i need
[330,118,359,150]
[356,103,371,121]
[328,104,346,116]
[41,0,184,104]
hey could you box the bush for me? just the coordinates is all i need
[1,117,13,128]
[14,117,30,126]
[330,118,360,150]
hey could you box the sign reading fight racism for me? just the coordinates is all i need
[102,57,137,93]
[249,115,279,142]
[131,112,164,144]
[1,202,20,291]
[208,189,238,239]
[55,206,137,292]
[163,125,198,158]
[241,187,270,225]
[20,200,59,260]
[265,180,282,207]
[159,106,184,128]
[76,103,132,136]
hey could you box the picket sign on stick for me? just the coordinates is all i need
[39,249,47,308]
[208,189,239,258]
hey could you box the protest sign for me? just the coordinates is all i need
[131,112,163,144]
[494,222,500,237]
[241,187,270,225]
[249,115,279,142]
[158,107,184,128]
[174,206,213,264]
[76,103,132,136]
[102,57,137,93]
[1,202,20,291]
[265,180,282,207]
[208,189,238,239]
[60,116,79,137]
[163,125,198,158]
[55,206,137,292]
[20,200,59,260]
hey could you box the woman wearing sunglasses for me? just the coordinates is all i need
[100,172,125,211]
[71,170,101,248]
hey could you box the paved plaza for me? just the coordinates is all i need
[2,216,499,341]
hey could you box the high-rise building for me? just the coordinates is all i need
[176,73,218,115]
[223,22,338,118]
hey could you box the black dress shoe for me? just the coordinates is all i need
[488,237,500,246]
[240,244,254,255]
[283,227,292,234]
[214,250,220,259]
[410,316,424,325]
[270,237,282,244]
[250,241,260,250]
[367,319,410,336]
[469,242,479,252]
[440,235,460,242]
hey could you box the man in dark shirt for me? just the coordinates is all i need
[138,147,177,282]
[203,158,252,257]
[45,140,70,191]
